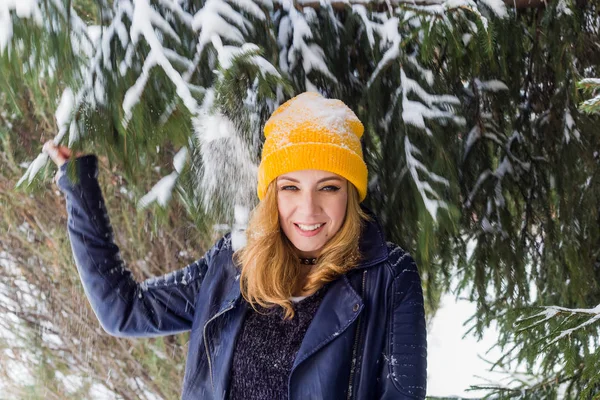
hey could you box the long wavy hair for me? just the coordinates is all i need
[233,179,371,319]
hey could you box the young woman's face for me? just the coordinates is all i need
[276,169,348,258]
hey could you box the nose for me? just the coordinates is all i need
[298,189,321,216]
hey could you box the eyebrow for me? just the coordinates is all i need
[277,176,343,184]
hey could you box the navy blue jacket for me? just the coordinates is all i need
[57,155,427,399]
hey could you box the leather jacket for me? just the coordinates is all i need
[58,155,427,399]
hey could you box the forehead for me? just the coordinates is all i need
[277,170,345,182]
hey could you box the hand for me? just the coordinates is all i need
[43,141,74,167]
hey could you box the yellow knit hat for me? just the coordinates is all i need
[257,92,368,202]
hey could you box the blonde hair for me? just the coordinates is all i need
[233,180,371,320]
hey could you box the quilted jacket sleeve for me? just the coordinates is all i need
[57,155,225,337]
[378,245,427,399]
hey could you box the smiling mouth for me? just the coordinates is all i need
[295,223,325,232]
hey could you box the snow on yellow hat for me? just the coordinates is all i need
[257,92,368,202]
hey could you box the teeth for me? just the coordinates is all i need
[297,223,324,231]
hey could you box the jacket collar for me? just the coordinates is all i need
[290,274,362,374]
[288,207,389,383]
[356,205,389,268]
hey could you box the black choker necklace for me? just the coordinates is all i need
[299,257,318,265]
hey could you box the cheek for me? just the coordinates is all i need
[330,193,348,230]
[277,193,292,221]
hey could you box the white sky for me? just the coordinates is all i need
[427,291,513,397]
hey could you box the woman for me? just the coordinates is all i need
[45,92,427,399]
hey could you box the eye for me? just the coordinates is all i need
[280,185,298,191]
[321,185,340,192]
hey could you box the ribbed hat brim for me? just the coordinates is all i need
[257,142,368,202]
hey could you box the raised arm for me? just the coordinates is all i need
[55,153,222,337]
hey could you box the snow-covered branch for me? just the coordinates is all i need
[138,147,189,208]
[0,0,43,54]
[579,78,600,114]
[278,0,336,88]
[125,0,199,124]
[405,136,450,220]
[292,0,541,11]
[516,304,600,345]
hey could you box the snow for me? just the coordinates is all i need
[405,136,449,220]
[0,0,43,54]
[427,291,504,397]
[580,78,600,85]
[89,382,122,399]
[94,75,107,106]
[250,54,281,78]
[376,14,402,47]
[479,0,508,18]
[214,41,280,80]
[463,125,481,160]
[16,152,49,187]
[158,0,193,27]
[351,5,375,48]
[367,34,401,88]
[277,2,336,81]
[0,253,50,392]
[231,205,249,251]
[122,0,199,126]
[193,0,248,48]
[400,69,464,134]
[198,109,235,143]
[229,0,268,21]
[407,55,434,86]
[164,48,195,70]
[563,109,580,143]
[173,146,188,174]
[122,51,154,127]
[403,70,461,107]
[462,33,473,46]
[265,92,362,148]
[582,94,600,110]
[477,79,509,92]
[196,112,257,184]
[362,13,404,88]
[514,303,600,348]
[136,144,187,208]
[138,172,178,208]
[427,280,553,397]
[192,91,258,218]
[494,157,512,180]
[6,1,593,397]
[128,0,199,120]
[148,3,181,44]
[556,0,573,16]
[55,87,75,143]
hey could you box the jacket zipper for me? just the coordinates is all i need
[347,269,367,400]
[203,303,235,391]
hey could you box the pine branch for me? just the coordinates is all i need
[291,0,548,11]
[579,78,600,114]
[471,369,583,399]
[501,0,547,8]
[516,303,600,344]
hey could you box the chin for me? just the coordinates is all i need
[290,239,325,255]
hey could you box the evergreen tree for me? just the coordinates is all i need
[1,0,599,397]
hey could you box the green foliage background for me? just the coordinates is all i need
[0,0,599,398]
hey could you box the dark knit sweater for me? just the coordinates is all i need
[227,286,328,400]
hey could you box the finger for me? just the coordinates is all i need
[42,141,68,167]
